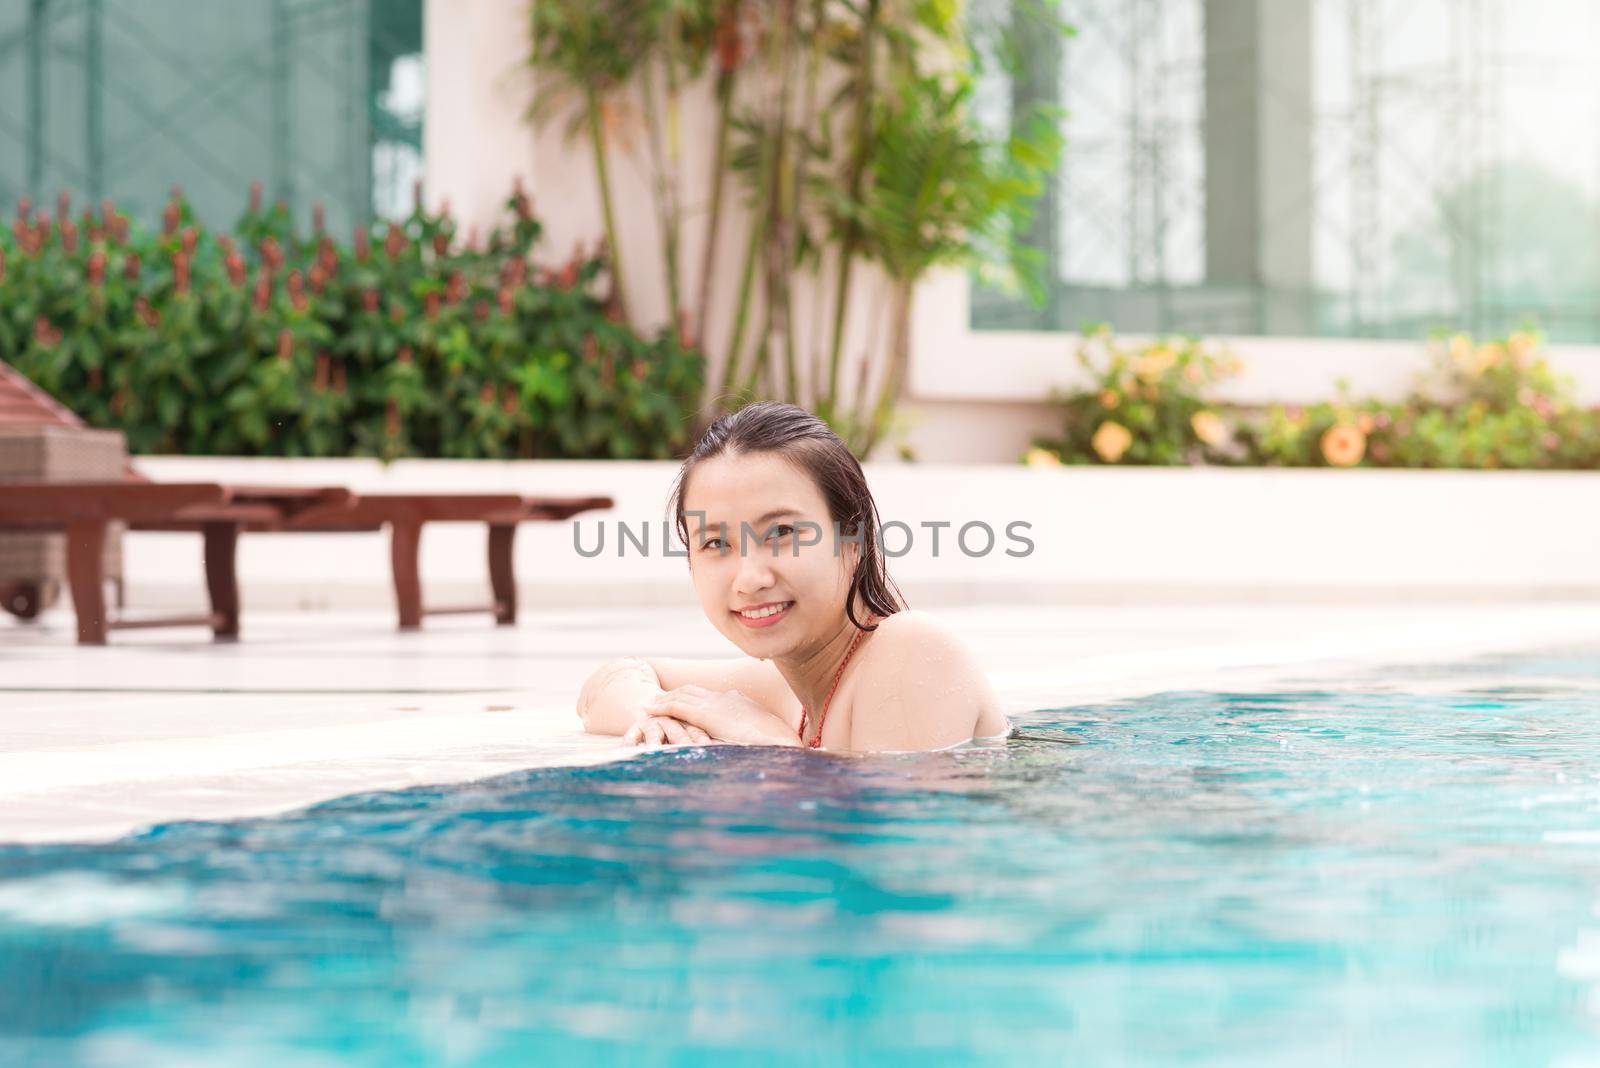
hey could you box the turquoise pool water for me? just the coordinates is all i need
[5,654,1600,1066]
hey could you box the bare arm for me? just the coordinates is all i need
[575,657,665,736]
[576,655,796,737]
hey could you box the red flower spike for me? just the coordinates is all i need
[253,270,273,313]
[276,329,294,363]
[479,384,496,405]
[60,220,77,253]
[497,287,514,316]
[385,224,406,260]
[354,226,370,262]
[631,360,648,382]
[173,253,190,296]
[425,291,440,320]
[225,254,246,287]
[332,362,347,395]
[433,232,449,257]
[308,265,327,294]
[163,201,179,236]
[87,251,105,287]
[16,195,31,222]
[362,288,380,313]
[389,302,404,324]
[124,252,141,282]
[397,346,413,366]
[181,227,197,256]
[249,181,263,214]
[445,271,464,304]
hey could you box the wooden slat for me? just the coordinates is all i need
[305,493,525,527]
[0,361,85,427]
[0,482,228,523]
[109,613,225,632]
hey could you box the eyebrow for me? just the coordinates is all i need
[692,508,800,536]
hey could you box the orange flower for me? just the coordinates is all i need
[1507,331,1537,364]
[1320,424,1366,467]
[1092,421,1133,463]
[1190,410,1226,446]
[1098,388,1120,409]
[1024,446,1062,468]
[1134,346,1176,382]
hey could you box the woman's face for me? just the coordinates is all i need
[682,451,858,658]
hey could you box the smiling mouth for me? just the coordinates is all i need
[734,601,794,625]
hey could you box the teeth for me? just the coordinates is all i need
[740,602,791,620]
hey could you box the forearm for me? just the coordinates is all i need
[576,657,664,736]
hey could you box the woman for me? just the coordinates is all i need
[576,402,1010,752]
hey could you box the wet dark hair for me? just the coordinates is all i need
[668,401,906,632]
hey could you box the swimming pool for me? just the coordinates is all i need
[4,650,1600,1066]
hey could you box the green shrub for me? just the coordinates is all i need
[1030,326,1245,465]
[1243,332,1600,470]
[0,184,703,459]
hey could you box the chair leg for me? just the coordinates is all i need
[203,521,241,641]
[65,519,109,645]
[391,518,423,630]
[488,523,517,625]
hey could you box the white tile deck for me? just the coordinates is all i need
[4,599,1600,844]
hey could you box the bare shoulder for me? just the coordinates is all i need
[848,610,1003,751]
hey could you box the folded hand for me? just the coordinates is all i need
[622,715,712,747]
[642,685,802,748]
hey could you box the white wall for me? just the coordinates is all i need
[122,458,1600,614]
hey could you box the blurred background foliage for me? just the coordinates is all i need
[0,184,703,460]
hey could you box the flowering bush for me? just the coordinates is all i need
[1245,331,1600,470]
[0,183,703,459]
[1029,326,1244,465]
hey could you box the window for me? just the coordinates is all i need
[0,0,423,235]
[974,0,1600,343]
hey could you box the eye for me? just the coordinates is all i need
[768,524,796,540]
[699,537,726,553]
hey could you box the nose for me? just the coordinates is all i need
[733,543,777,598]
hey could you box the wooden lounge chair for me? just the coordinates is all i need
[0,359,614,644]
[272,493,615,630]
[0,480,353,644]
